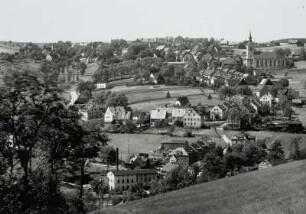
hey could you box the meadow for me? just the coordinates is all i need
[93,160,306,214]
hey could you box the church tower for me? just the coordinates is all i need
[245,32,254,67]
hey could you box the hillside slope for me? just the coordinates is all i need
[94,160,306,214]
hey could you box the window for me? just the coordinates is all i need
[127,179,129,183]
[118,180,120,184]
[122,179,124,183]
[131,179,134,183]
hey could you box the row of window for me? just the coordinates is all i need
[184,118,200,121]
[117,177,153,184]
[184,122,199,126]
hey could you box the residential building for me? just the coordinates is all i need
[150,108,167,127]
[210,104,227,120]
[169,108,187,124]
[260,93,273,107]
[104,106,131,123]
[183,108,202,128]
[79,102,103,121]
[258,160,273,170]
[160,163,180,177]
[169,147,189,168]
[107,169,157,191]
[96,82,108,89]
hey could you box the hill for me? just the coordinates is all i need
[93,160,306,214]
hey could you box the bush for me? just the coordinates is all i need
[183,129,193,137]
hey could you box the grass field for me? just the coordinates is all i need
[108,129,225,161]
[93,160,306,214]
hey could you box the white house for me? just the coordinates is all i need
[107,169,157,191]
[104,106,131,123]
[96,83,108,89]
[260,93,273,107]
[182,108,202,128]
[210,104,227,120]
[150,109,167,127]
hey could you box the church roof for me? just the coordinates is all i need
[254,52,283,59]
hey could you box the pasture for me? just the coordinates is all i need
[93,160,306,214]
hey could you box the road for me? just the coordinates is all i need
[68,89,79,106]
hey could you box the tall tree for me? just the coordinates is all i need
[268,140,284,165]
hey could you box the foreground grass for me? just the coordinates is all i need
[92,160,306,214]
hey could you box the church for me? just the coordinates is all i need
[243,33,290,69]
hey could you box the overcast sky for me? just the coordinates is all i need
[0,0,306,43]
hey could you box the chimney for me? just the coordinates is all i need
[116,147,119,171]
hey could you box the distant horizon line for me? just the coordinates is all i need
[1,36,306,45]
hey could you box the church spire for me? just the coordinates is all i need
[249,31,253,42]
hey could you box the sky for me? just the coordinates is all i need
[0,0,306,43]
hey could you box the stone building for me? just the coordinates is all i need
[244,32,291,69]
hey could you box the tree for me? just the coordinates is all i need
[100,146,116,165]
[166,91,171,98]
[200,152,226,181]
[289,137,302,160]
[69,128,101,213]
[79,62,87,75]
[242,143,267,168]
[236,86,253,96]
[106,94,128,107]
[207,94,212,100]
[90,178,109,209]
[224,152,244,175]
[268,140,284,165]
[219,86,236,100]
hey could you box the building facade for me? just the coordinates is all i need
[107,169,157,191]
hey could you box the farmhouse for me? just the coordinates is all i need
[183,108,202,128]
[104,106,131,123]
[150,108,167,127]
[79,102,103,121]
[169,108,187,124]
[260,93,273,107]
[169,147,190,168]
[210,104,227,120]
[107,169,157,191]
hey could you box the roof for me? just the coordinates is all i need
[202,68,216,77]
[169,147,189,156]
[150,109,167,120]
[109,169,157,176]
[161,163,180,173]
[172,108,187,118]
[254,52,281,59]
[161,139,188,145]
[259,78,274,86]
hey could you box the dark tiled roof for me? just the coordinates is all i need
[109,169,157,176]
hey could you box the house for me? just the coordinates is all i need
[96,82,108,89]
[150,109,167,127]
[79,102,103,121]
[160,140,189,153]
[258,160,273,170]
[210,104,227,120]
[174,96,190,107]
[104,106,131,123]
[169,108,187,125]
[107,169,157,191]
[169,147,189,168]
[260,93,273,107]
[182,108,202,128]
[160,163,180,177]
